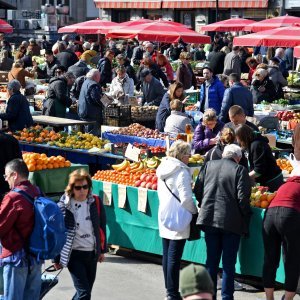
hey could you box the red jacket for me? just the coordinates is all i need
[269,176,300,213]
[0,180,39,258]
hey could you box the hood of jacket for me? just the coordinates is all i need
[156,156,189,180]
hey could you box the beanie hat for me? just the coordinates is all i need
[180,264,214,297]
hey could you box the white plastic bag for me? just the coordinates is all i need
[159,197,192,232]
[287,153,300,176]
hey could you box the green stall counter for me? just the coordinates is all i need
[29,164,89,194]
[92,180,285,283]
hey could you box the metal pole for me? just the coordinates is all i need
[216,0,219,22]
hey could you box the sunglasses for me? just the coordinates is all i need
[74,184,89,191]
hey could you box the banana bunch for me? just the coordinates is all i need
[112,159,130,171]
[129,161,146,173]
[144,157,161,169]
[188,154,204,164]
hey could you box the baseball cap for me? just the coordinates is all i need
[180,264,214,298]
[140,68,151,80]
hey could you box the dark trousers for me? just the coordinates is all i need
[162,238,186,300]
[263,206,300,292]
[68,250,98,300]
[204,226,241,300]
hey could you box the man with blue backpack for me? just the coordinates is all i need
[0,159,66,300]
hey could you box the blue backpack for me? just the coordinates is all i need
[13,188,67,260]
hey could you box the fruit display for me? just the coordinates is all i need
[131,106,158,121]
[188,154,205,165]
[50,132,107,150]
[275,110,294,121]
[185,105,197,111]
[132,142,166,155]
[287,72,300,87]
[112,158,161,172]
[110,123,167,139]
[93,162,158,190]
[250,186,277,209]
[276,158,293,173]
[22,152,71,172]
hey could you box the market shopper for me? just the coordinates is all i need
[235,124,283,192]
[194,144,252,300]
[246,57,258,83]
[164,100,193,134]
[0,80,33,131]
[157,54,174,82]
[116,54,137,84]
[219,73,254,123]
[140,69,165,107]
[78,69,103,136]
[54,169,106,300]
[156,82,188,132]
[55,41,79,70]
[36,49,61,82]
[223,46,241,77]
[224,105,259,132]
[180,264,214,300]
[43,72,75,118]
[68,59,90,78]
[197,67,225,115]
[262,175,300,300]
[176,52,197,90]
[0,50,13,71]
[0,159,42,300]
[292,123,300,160]
[193,108,224,155]
[156,141,198,300]
[97,50,114,88]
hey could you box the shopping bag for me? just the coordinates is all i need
[40,265,63,299]
[287,153,300,176]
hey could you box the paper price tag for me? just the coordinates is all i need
[103,181,112,206]
[125,143,141,162]
[138,187,148,213]
[118,184,127,208]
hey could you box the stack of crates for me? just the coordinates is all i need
[103,104,132,127]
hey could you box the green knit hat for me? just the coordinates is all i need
[180,264,214,297]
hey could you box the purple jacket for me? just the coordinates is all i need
[193,120,224,154]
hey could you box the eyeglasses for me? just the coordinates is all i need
[74,184,89,191]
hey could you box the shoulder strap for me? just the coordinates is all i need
[163,179,180,203]
[12,188,34,205]
[93,195,101,216]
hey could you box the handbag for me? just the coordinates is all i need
[163,180,200,241]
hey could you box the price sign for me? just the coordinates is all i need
[124,143,141,162]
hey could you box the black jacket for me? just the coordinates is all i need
[0,133,22,198]
[56,50,79,69]
[68,60,90,78]
[97,57,113,87]
[37,57,60,82]
[123,60,137,85]
[0,92,33,131]
[248,133,282,186]
[194,158,252,235]
[207,51,225,75]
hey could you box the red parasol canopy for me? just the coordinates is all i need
[295,46,300,58]
[0,19,13,33]
[106,19,210,43]
[200,18,256,32]
[233,25,300,47]
[58,19,118,34]
[244,15,300,32]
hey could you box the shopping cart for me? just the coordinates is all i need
[40,265,63,299]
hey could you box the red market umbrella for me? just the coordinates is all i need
[200,18,256,32]
[233,25,300,47]
[58,19,118,34]
[106,19,210,44]
[0,19,13,33]
[295,46,300,58]
[244,15,300,32]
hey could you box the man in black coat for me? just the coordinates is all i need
[68,60,90,78]
[56,42,79,70]
[207,46,226,75]
[36,49,61,82]
[194,144,251,299]
[97,50,114,88]
[0,133,22,198]
[0,80,33,132]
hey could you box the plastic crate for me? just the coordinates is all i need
[103,116,132,127]
[104,104,131,118]
[185,91,199,105]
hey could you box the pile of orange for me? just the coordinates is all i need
[276,158,293,173]
[93,168,156,186]
[11,125,61,144]
[22,153,71,172]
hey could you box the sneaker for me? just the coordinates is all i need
[217,278,243,291]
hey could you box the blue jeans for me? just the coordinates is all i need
[162,238,186,300]
[68,250,98,300]
[204,227,240,300]
[3,263,42,300]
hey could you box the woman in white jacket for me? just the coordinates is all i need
[156,140,198,300]
[108,65,134,104]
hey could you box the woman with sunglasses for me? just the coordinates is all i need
[54,169,106,300]
[176,52,197,90]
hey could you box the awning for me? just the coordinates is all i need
[94,0,162,9]
[162,0,268,8]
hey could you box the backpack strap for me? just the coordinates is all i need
[12,188,34,205]
[93,195,105,251]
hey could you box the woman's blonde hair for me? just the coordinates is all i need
[65,169,92,197]
[167,140,191,161]
[220,127,235,145]
[203,108,217,124]
[179,52,191,60]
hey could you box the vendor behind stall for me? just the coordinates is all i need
[235,124,283,192]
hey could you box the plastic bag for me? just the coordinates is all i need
[287,153,300,176]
